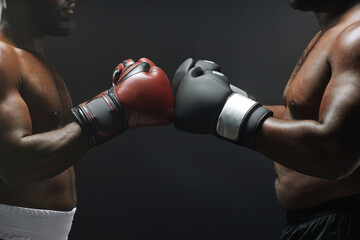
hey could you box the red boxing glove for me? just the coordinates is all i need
[72,58,174,147]
[112,58,136,86]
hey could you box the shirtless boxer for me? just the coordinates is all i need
[0,0,173,239]
[173,0,360,239]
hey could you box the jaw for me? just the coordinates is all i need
[289,0,351,13]
[289,0,323,12]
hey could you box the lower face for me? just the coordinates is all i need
[28,0,76,37]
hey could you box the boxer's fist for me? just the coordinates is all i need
[72,58,174,147]
[173,58,272,149]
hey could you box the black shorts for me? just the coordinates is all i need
[280,195,360,240]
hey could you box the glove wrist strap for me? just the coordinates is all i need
[216,93,273,149]
[71,90,128,148]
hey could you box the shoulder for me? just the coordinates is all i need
[0,41,22,89]
[332,22,360,63]
[0,41,19,65]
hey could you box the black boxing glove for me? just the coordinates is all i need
[173,58,272,149]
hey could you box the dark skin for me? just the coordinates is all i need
[256,1,360,210]
[0,0,89,211]
[3,0,360,216]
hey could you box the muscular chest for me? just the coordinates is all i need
[19,53,73,133]
[283,34,332,120]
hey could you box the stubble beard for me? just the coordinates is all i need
[30,0,76,37]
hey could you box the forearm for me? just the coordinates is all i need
[3,122,90,185]
[255,117,356,180]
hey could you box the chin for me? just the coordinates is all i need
[42,19,76,37]
[289,0,312,11]
[289,0,339,12]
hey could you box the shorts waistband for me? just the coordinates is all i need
[286,194,360,224]
[0,203,76,240]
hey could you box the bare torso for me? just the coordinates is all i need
[0,41,77,211]
[275,24,360,211]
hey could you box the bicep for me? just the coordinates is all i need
[0,87,32,146]
[319,26,360,136]
[317,66,360,157]
[320,72,360,117]
[0,79,33,182]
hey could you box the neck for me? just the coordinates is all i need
[0,13,45,54]
[315,2,360,31]
[315,12,341,31]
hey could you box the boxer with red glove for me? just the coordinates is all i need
[0,0,175,237]
[72,58,174,147]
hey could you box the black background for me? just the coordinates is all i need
[45,0,318,239]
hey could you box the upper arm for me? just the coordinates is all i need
[0,47,33,175]
[318,24,360,163]
[0,82,32,141]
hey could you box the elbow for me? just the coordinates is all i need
[1,168,42,188]
[315,127,360,180]
[1,173,32,188]
[1,171,53,189]
[328,170,355,181]
[329,164,359,181]
[0,157,54,188]
[0,141,65,187]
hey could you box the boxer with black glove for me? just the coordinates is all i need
[72,58,174,147]
[172,1,360,238]
[173,58,272,149]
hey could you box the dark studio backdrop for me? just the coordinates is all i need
[45,0,318,239]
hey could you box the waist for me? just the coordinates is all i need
[286,194,360,224]
[0,203,76,240]
[274,164,360,210]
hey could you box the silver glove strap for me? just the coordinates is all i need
[216,93,258,140]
